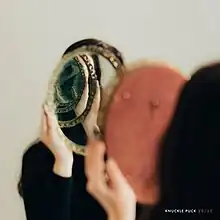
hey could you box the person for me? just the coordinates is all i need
[18,39,124,220]
[85,62,220,219]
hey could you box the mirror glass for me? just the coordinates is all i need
[45,40,124,155]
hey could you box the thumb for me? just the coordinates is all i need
[106,158,128,190]
[44,105,57,131]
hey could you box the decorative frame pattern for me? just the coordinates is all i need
[45,44,124,155]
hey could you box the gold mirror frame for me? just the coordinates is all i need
[45,44,124,155]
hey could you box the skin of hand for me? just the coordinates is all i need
[85,141,136,220]
[40,105,73,177]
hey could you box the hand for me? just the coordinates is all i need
[85,141,136,220]
[40,105,73,177]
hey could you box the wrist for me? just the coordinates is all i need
[54,152,73,164]
[108,207,136,220]
[53,156,73,178]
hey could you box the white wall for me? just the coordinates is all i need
[0,0,220,219]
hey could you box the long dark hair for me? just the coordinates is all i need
[18,38,124,197]
[149,63,220,219]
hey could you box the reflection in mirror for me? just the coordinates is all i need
[45,39,124,155]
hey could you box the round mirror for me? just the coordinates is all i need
[45,39,124,155]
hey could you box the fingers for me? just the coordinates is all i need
[44,105,52,129]
[40,106,48,137]
[106,158,136,201]
[106,158,129,190]
[85,141,113,211]
[42,105,58,131]
[85,141,108,194]
[85,140,105,179]
[43,105,51,130]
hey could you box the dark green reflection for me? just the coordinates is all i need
[54,57,86,121]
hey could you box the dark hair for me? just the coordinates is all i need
[63,38,124,85]
[149,63,220,219]
[17,38,124,197]
[62,38,124,65]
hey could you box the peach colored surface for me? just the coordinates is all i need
[105,64,186,204]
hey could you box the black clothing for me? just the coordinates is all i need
[21,141,107,220]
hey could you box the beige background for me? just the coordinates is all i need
[1,0,220,219]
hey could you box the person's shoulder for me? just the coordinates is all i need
[22,139,54,168]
